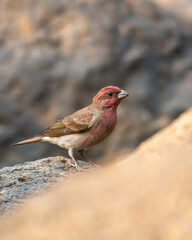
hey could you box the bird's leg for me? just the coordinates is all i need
[68,148,82,171]
[79,149,98,167]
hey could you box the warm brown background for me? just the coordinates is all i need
[1,0,192,167]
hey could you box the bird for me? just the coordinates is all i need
[11,86,128,170]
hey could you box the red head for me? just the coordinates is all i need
[92,86,128,110]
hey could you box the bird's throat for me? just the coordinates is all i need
[101,109,117,131]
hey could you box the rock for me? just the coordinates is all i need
[1,108,192,240]
[0,157,93,215]
[1,0,192,167]
[152,0,192,21]
[162,73,192,117]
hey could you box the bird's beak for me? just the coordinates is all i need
[117,90,129,99]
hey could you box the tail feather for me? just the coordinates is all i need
[11,136,42,146]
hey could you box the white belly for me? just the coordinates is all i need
[42,134,85,149]
[42,126,113,150]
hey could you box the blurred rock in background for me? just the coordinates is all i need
[1,0,192,167]
[153,0,192,20]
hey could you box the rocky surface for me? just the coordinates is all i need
[0,157,93,215]
[1,0,192,167]
[152,0,192,21]
[0,108,192,240]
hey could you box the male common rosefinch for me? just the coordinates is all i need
[12,86,128,170]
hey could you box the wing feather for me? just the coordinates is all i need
[39,107,96,137]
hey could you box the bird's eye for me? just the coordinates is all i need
[108,91,113,97]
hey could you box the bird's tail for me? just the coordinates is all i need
[11,136,42,146]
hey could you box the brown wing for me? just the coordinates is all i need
[39,108,95,137]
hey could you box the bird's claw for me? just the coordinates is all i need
[57,156,99,171]
[68,161,86,171]
[69,161,100,171]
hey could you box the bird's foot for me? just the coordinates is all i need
[69,160,91,172]
[55,156,84,171]
[69,162,84,171]
[56,156,97,171]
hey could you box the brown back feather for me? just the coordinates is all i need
[39,107,95,137]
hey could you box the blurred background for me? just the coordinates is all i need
[0,0,192,167]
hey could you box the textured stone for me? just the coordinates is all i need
[0,157,93,215]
